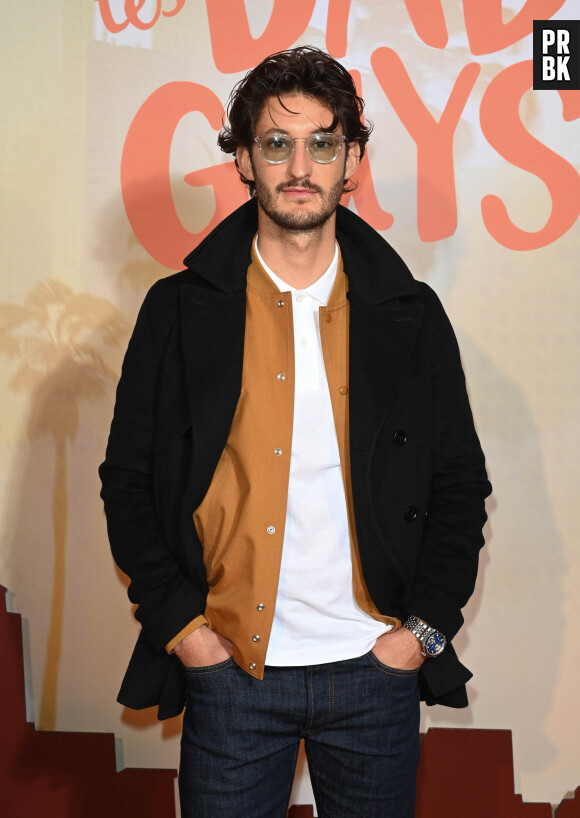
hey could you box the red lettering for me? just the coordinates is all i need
[341,70,394,230]
[94,0,185,33]
[125,0,162,31]
[184,163,247,240]
[371,47,480,241]
[341,156,395,231]
[325,0,352,59]
[403,0,448,49]
[463,0,566,55]
[163,0,186,18]
[94,0,130,33]
[480,61,580,250]
[121,82,245,270]
[561,88,580,122]
[207,0,316,74]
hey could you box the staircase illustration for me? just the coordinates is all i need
[0,586,176,818]
[1,585,578,817]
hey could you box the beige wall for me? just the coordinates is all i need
[1,0,579,809]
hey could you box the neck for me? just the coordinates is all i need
[256,209,338,289]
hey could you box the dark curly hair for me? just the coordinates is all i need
[217,46,372,194]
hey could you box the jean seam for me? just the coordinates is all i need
[366,651,420,677]
[307,665,314,732]
[183,657,235,676]
[327,666,335,727]
[280,741,301,818]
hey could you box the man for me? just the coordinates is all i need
[100,46,491,818]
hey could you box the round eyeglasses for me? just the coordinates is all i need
[253,133,347,164]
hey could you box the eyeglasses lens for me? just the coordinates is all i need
[260,134,342,163]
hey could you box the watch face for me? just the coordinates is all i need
[425,632,446,657]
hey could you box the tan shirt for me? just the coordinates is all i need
[166,243,400,677]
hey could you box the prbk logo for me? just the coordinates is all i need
[533,20,580,89]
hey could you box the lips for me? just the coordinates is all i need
[283,188,318,197]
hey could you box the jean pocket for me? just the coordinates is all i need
[183,656,236,677]
[366,650,421,677]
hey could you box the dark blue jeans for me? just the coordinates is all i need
[179,651,420,818]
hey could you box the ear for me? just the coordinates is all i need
[344,141,361,182]
[236,145,254,182]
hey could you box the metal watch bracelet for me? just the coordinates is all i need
[403,615,446,658]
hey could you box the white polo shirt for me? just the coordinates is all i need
[254,239,389,666]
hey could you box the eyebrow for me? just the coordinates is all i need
[259,127,335,136]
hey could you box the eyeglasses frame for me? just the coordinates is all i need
[252,133,348,165]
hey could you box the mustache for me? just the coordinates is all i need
[275,179,323,195]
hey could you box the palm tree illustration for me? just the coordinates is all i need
[0,279,129,730]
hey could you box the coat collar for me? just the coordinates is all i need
[183,199,418,305]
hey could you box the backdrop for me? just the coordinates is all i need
[1,0,579,810]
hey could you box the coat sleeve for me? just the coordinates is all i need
[99,282,207,654]
[406,285,491,642]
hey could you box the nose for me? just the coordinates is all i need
[286,139,312,179]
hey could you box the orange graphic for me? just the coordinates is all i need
[117,2,579,263]
[463,0,566,55]
[121,81,246,271]
[206,0,317,73]
[93,0,185,32]
[372,48,481,242]
[403,0,449,49]
[480,62,580,250]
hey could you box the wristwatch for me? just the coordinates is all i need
[404,616,446,658]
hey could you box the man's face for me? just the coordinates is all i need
[236,94,359,233]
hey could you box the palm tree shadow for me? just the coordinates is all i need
[0,281,130,731]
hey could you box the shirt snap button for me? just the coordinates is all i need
[274,448,282,456]
[277,373,286,381]
[267,525,276,534]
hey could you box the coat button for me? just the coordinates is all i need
[257,603,265,611]
[274,448,282,456]
[249,662,256,670]
[182,426,193,440]
[338,385,348,395]
[404,506,418,522]
[393,429,407,447]
[252,634,260,642]
[267,525,276,534]
[277,299,285,308]
[324,313,332,323]
[277,373,286,381]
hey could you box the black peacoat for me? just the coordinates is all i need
[99,198,491,719]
